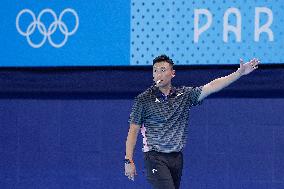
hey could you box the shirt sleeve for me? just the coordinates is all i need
[128,96,144,126]
[188,86,203,107]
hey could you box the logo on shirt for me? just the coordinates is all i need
[176,92,183,97]
[152,169,157,174]
[155,98,160,103]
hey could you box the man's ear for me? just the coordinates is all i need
[172,70,176,78]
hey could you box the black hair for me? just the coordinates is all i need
[153,54,174,66]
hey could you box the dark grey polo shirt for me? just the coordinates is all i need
[129,85,203,153]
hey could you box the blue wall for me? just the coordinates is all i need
[2,0,284,66]
[1,0,130,66]
[1,98,283,189]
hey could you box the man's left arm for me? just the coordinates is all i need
[198,58,260,101]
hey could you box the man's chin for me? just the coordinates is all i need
[157,83,169,88]
[155,83,163,87]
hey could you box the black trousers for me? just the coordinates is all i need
[143,151,183,189]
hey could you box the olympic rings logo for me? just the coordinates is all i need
[16,8,79,48]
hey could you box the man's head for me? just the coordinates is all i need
[152,54,175,88]
[153,54,174,67]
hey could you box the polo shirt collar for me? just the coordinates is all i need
[152,85,177,99]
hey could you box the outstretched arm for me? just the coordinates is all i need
[198,58,260,101]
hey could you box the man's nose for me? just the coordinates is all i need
[155,71,162,76]
[155,74,161,79]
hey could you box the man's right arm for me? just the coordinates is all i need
[125,123,140,160]
[125,123,140,181]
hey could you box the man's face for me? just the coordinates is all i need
[153,61,175,87]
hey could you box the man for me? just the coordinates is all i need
[124,55,260,189]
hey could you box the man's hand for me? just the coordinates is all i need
[125,162,137,181]
[238,58,260,76]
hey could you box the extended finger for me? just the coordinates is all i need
[130,174,135,181]
[251,61,259,67]
[250,59,257,66]
[128,174,134,181]
[239,58,244,64]
[253,58,260,64]
[255,59,260,65]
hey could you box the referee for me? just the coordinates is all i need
[125,55,259,189]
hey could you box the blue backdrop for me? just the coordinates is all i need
[1,0,284,66]
[0,0,130,66]
[0,98,284,188]
[130,0,284,65]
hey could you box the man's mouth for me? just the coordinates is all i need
[156,80,162,84]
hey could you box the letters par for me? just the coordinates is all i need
[194,7,274,43]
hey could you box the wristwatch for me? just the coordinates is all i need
[124,158,134,164]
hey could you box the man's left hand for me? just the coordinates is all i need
[238,58,260,76]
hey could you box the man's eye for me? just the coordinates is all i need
[154,70,157,72]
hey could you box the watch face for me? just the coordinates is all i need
[124,159,132,164]
[124,159,129,163]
